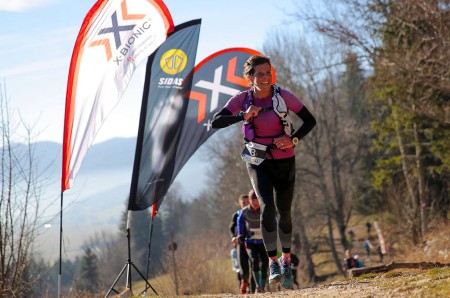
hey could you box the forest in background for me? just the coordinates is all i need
[1,0,449,297]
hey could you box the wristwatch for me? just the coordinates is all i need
[238,111,245,120]
[292,137,299,146]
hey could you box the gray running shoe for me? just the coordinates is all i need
[280,257,293,289]
[269,261,282,284]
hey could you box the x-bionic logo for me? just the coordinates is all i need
[89,0,148,63]
[186,56,248,124]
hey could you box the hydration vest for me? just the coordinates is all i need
[242,85,294,142]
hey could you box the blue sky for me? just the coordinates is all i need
[0,0,299,144]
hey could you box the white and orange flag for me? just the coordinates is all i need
[62,0,174,191]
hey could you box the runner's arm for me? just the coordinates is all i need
[229,212,238,238]
[291,106,316,141]
[211,108,243,128]
[236,210,246,242]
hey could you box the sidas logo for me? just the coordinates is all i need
[160,48,187,74]
[158,48,187,88]
[158,77,183,88]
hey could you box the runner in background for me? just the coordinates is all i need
[229,194,252,294]
[237,189,269,293]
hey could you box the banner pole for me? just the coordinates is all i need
[125,211,132,290]
[58,191,64,298]
[105,210,158,297]
[143,203,157,296]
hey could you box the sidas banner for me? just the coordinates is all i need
[128,19,202,210]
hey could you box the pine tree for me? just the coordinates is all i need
[76,248,99,292]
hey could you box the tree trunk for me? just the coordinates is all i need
[349,261,450,278]
[390,98,421,243]
[331,155,348,251]
[326,212,345,277]
[413,121,427,235]
[295,207,317,283]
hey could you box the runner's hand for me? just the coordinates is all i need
[243,105,262,120]
[274,136,294,150]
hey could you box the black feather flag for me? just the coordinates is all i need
[128,43,264,210]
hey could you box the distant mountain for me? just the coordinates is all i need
[31,137,137,175]
[29,137,209,261]
[80,137,138,171]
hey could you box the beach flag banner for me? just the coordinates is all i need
[62,0,174,191]
[128,19,202,210]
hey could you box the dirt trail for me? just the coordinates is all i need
[195,268,450,298]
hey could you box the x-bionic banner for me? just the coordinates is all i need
[62,0,174,191]
[128,47,272,210]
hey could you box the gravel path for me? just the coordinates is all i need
[193,269,450,298]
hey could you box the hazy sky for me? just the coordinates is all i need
[0,0,299,144]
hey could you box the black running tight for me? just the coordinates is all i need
[246,157,296,258]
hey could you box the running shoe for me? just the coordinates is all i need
[268,261,282,284]
[239,280,248,294]
[280,257,293,289]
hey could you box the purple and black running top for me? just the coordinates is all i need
[223,89,304,160]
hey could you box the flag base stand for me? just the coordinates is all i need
[104,227,158,297]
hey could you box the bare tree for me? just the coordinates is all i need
[203,127,254,234]
[0,83,44,296]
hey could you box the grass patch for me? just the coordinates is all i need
[427,267,450,280]
[357,273,378,279]
[359,268,450,297]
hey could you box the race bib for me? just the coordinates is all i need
[241,142,267,165]
[250,228,262,240]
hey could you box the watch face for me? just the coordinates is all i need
[293,137,299,145]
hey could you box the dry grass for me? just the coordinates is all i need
[397,224,450,264]
[131,232,238,296]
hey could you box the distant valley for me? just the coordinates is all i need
[32,137,209,261]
